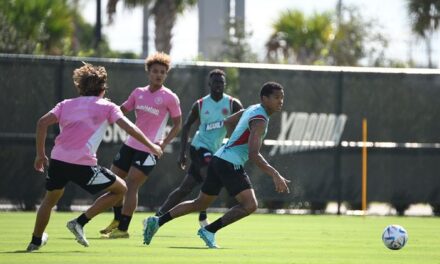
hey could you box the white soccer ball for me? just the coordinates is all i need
[382,224,408,250]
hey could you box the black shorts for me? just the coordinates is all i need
[46,159,117,194]
[201,156,252,197]
[188,146,213,182]
[112,144,157,176]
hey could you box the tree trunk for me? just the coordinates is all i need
[152,0,177,53]
[142,4,150,58]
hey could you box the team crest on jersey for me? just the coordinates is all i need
[154,96,163,105]
[222,108,229,115]
[204,110,210,115]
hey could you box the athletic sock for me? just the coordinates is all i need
[76,213,90,227]
[198,211,207,221]
[205,218,223,233]
[158,212,172,226]
[113,206,122,221]
[118,214,132,231]
[31,235,42,246]
[155,209,164,217]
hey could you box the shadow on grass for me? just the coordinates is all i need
[3,250,86,254]
[169,246,226,250]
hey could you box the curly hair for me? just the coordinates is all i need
[145,52,171,72]
[73,63,108,96]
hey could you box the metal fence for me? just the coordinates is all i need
[1,54,440,213]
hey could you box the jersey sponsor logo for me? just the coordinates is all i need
[205,121,224,131]
[269,111,347,156]
[136,105,160,115]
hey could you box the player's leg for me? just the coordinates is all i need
[83,175,127,219]
[143,158,222,245]
[187,146,212,226]
[100,145,132,234]
[197,158,254,248]
[156,172,199,216]
[67,165,122,246]
[27,189,64,252]
[197,164,210,226]
[143,192,217,245]
[27,159,69,251]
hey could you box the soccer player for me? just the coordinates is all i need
[155,69,243,227]
[101,52,182,238]
[26,63,163,252]
[143,81,290,248]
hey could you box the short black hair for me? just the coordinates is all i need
[209,69,226,78]
[260,82,283,98]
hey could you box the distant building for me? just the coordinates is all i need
[198,0,244,60]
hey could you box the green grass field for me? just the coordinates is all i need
[0,212,439,264]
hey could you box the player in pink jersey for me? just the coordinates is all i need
[101,52,182,238]
[26,63,163,252]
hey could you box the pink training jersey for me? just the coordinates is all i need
[122,85,181,153]
[50,96,124,166]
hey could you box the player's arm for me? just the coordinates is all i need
[224,109,244,137]
[120,105,129,114]
[34,112,58,172]
[248,119,290,193]
[160,115,182,151]
[231,98,243,113]
[178,102,200,170]
[116,116,163,158]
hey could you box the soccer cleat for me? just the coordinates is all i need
[26,233,48,252]
[142,216,159,245]
[66,219,89,247]
[197,227,219,248]
[99,219,120,235]
[102,228,129,239]
[199,219,210,228]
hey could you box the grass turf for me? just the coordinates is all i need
[0,212,439,264]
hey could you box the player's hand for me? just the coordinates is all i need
[150,144,163,158]
[272,173,290,194]
[177,154,187,170]
[158,140,165,150]
[34,155,49,172]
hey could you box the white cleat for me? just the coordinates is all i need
[67,219,89,247]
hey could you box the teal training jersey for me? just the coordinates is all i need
[191,94,234,152]
[215,104,269,166]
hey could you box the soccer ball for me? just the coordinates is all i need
[382,224,408,250]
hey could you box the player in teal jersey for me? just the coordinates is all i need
[155,69,242,227]
[144,82,290,248]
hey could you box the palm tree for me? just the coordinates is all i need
[407,0,440,68]
[107,0,197,55]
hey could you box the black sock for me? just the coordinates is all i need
[118,214,132,231]
[205,218,223,233]
[155,209,164,217]
[158,212,172,226]
[76,213,90,227]
[31,235,42,246]
[113,206,122,221]
[198,211,207,221]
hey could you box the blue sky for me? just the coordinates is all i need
[82,0,439,67]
